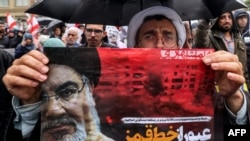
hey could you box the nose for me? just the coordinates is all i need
[91,31,96,36]
[155,37,165,48]
[43,97,66,118]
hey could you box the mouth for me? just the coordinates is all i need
[43,124,75,135]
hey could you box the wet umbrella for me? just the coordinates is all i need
[26,0,247,26]
[68,0,247,25]
[25,0,81,22]
[37,17,53,26]
[46,19,64,32]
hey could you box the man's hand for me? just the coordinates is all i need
[3,50,49,105]
[203,50,245,113]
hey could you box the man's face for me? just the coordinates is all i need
[84,24,106,47]
[25,38,33,45]
[218,12,233,32]
[54,27,61,36]
[136,19,178,48]
[66,30,78,45]
[237,15,248,29]
[41,64,88,141]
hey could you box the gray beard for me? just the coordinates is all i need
[41,123,86,141]
[59,124,86,141]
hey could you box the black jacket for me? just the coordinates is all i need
[0,49,14,140]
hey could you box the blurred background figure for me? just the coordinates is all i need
[40,27,49,35]
[14,32,35,59]
[107,27,127,48]
[62,26,82,47]
[118,26,128,46]
[37,34,50,52]
[183,21,193,49]
[0,21,9,48]
[77,24,87,45]
[234,9,250,82]
[10,30,24,49]
[6,30,16,48]
[49,26,62,39]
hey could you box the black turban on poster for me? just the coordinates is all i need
[44,47,101,87]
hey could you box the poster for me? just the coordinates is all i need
[42,48,215,141]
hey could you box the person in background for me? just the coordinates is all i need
[183,21,193,49]
[10,30,24,49]
[77,24,85,32]
[77,24,87,45]
[0,21,9,48]
[6,30,16,48]
[36,34,50,52]
[49,26,62,39]
[14,32,35,59]
[83,24,116,48]
[193,11,250,90]
[107,29,127,48]
[234,9,250,86]
[127,6,250,140]
[118,26,128,45]
[40,27,49,35]
[62,26,82,47]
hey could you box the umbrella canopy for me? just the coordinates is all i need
[26,0,248,26]
[68,0,247,25]
[46,19,64,32]
[37,17,54,26]
[25,0,81,22]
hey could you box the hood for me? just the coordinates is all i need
[211,11,240,35]
[233,9,249,35]
[22,33,33,41]
[127,6,186,48]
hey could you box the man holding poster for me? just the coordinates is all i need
[2,6,250,141]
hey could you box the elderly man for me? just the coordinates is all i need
[2,6,250,141]
[41,64,113,141]
[62,27,82,47]
[3,63,114,141]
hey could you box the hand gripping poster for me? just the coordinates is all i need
[42,47,215,141]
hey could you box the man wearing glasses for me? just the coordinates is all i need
[83,24,117,48]
[41,64,114,141]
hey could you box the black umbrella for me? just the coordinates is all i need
[37,17,54,26]
[46,19,64,32]
[25,0,81,22]
[26,0,247,26]
[67,0,247,25]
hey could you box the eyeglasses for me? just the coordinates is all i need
[42,77,86,104]
[85,28,103,34]
[139,33,177,48]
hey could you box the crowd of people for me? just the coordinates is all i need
[0,5,250,141]
[0,21,128,52]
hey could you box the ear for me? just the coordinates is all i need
[103,31,107,38]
